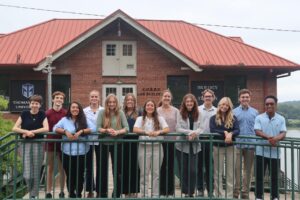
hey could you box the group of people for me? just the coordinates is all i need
[12,88,286,200]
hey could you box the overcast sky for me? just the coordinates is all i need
[1,0,299,102]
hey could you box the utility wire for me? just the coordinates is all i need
[0,3,106,17]
[1,3,300,33]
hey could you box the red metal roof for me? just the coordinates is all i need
[0,19,100,66]
[138,20,298,68]
[0,13,298,69]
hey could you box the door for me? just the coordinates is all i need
[167,76,189,108]
[52,75,71,108]
[102,84,136,106]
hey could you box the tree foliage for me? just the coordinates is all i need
[278,101,300,120]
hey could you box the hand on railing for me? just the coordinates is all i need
[187,131,197,141]
[22,130,35,138]
[224,131,233,144]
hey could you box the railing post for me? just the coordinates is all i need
[291,141,295,200]
[13,133,19,199]
[209,133,213,199]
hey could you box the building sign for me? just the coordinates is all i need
[138,87,161,96]
[10,80,46,112]
[191,81,224,106]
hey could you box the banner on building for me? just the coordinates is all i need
[10,80,46,112]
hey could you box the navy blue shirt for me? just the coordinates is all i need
[209,115,240,147]
[21,110,46,139]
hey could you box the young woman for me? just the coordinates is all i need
[175,93,202,197]
[54,101,95,198]
[133,100,169,198]
[121,93,140,197]
[96,94,129,198]
[209,97,239,198]
[12,95,49,199]
[83,90,103,198]
[157,89,179,197]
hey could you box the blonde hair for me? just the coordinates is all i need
[215,97,234,129]
[103,94,121,129]
[123,93,138,119]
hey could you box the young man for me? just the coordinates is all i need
[45,91,67,198]
[83,90,103,198]
[255,95,286,200]
[233,89,258,199]
[197,89,217,197]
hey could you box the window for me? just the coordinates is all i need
[106,44,116,56]
[103,84,136,106]
[122,87,133,96]
[123,44,133,56]
[106,87,117,96]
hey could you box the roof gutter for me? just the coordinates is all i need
[276,72,290,79]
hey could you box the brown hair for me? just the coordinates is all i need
[29,95,43,104]
[52,91,65,99]
[142,100,160,131]
[215,97,235,129]
[158,89,173,107]
[180,93,199,121]
[201,89,215,99]
[123,93,138,119]
[238,89,251,97]
[103,94,121,129]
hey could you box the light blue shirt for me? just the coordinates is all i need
[233,105,258,149]
[254,112,287,158]
[53,117,96,156]
[84,106,104,145]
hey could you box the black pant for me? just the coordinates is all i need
[62,153,85,198]
[255,155,279,199]
[176,149,198,196]
[85,145,101,192]
[96,144,122,198]
[160,142,175,196]
[197,142,214,193]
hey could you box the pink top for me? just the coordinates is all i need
[157,106,179,140]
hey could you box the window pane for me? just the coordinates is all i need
[122,87,133,96]
[106,44,116,56]
[123,44,132,56]
[106,88,117,96]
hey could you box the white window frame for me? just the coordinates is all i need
[102,84,137,106]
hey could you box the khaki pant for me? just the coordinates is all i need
[138,143,163,197]
[213,146,235,198]
[234,148,254,199]
[46,151,65,193]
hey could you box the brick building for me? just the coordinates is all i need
[0,10,299,120]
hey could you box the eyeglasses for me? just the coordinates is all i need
[265,103,275,106]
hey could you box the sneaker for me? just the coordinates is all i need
[45,193,52,198]
[197,190,204,197]
[87,192,94,198]
[59,192,65,198]
[30,196,36,199]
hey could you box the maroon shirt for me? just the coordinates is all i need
[45,108,67,151]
